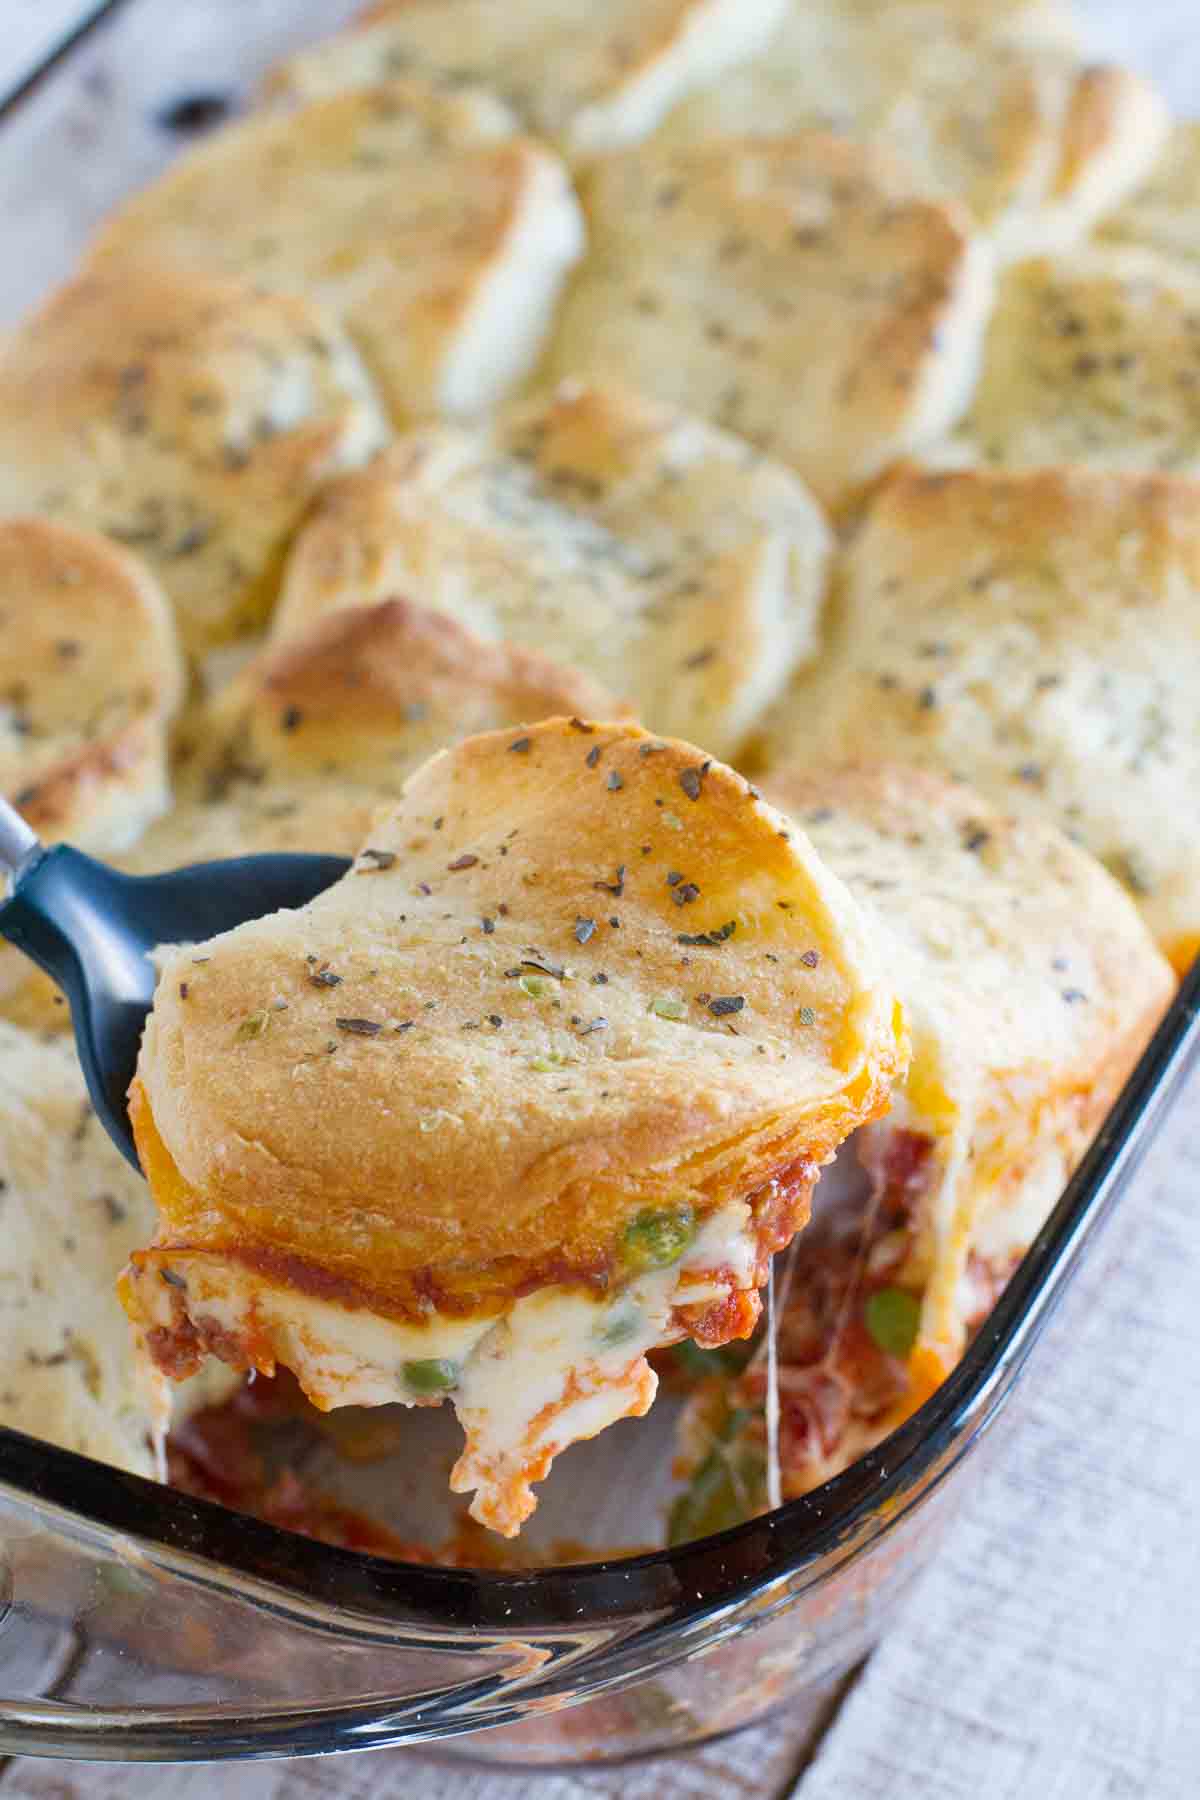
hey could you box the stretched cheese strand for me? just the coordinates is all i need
[762,1239,802,1514]
[765,1264,781,1514]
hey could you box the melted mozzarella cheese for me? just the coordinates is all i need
[134,1199,758,1534]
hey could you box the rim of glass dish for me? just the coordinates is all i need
[1,0,1195,1672]
[2,959,1196,1648]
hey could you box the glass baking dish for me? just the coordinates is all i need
[2,0,1197,1769]
[0,958,1194,1766]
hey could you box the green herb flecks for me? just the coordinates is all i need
[677,921,736,947]
[650,994,687,1020]
[864,1286,921,1358]
[621,1202,695,1272]
[234,1010,271,1042]
[402,1358,460,1395]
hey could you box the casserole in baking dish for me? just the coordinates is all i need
[0,0,1192,1765]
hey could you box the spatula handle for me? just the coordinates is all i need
[0,796,40,882]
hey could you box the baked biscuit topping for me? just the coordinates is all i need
[0,1021,232,1481]
[120,596,618,882]
[266,0,788,155]
[196,595,617,808]
[89,84,584,423]
[1100,122,1200,270]
[653,1,1165,258]
[0,265,387,656]
[762,464,1200,969]
[0,516,182,852]
[939,245,1200,474]
[272,381,832,758]
[548,132,993,508]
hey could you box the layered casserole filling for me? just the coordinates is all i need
[126,1105,815,1536]
[672,1093,1103,1537]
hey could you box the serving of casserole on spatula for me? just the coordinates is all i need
[117,718,906,1534]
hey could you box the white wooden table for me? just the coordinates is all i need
[0,6,1197,1796]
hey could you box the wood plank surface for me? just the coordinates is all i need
[797,1078,1200,1800]
[0,0,359,324]
[0,2,116,109]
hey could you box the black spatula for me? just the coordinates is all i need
[0,795,348,1169]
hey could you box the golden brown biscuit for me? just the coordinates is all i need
[762,465,1200,972]
[106,598,615,1017]
[0,517,184,1036]
[671,761,1172,1521]
[546,133,993,510]
[0,1021,230,1478]
[122,719,906,1534]
[938,245,1200,474]
[652,1,1162,258]
[124,596,619,874]
[271,382,832,758]
[0,516,182,850]
[3,598,612,1032]
[263,65,521,140]
[841,0,1073,21]
[1099,122,1200,270]
[0,266,387,658]
[772,763,1172,1388]
[196,595,616,804]
[1046,64,1168,253]
[265,0,789,155]
[88,86,583,425]
[56,598,615,1040]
